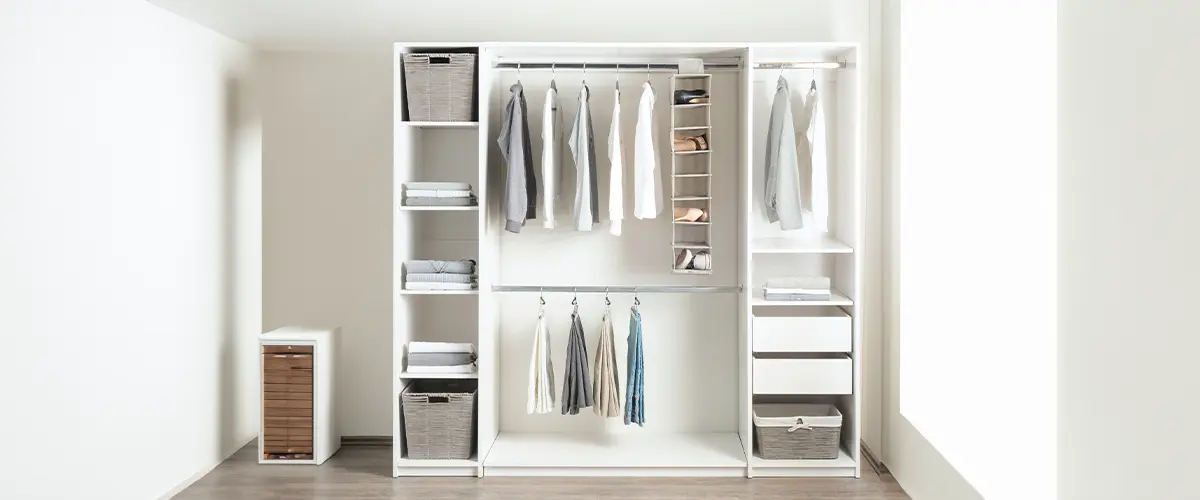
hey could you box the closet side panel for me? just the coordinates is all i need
[392,45,418,462]
[476,47,500,468]
[738,47,755,464]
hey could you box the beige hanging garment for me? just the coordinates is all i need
[592,304,622,417]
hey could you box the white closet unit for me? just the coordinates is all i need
[391,42,863,479]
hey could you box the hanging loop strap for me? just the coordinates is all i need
[787,417,813,432]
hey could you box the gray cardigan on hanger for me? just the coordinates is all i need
[764,76,805,230]
[499,82,537,233]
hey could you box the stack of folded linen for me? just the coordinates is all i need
[406,341,477,375]
[404,259,477,291]
[762,276,832,301]
[402,182,477,207]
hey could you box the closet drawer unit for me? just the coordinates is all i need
[753,308,852,353]
[259,327,340,465]
[753,356,853,395]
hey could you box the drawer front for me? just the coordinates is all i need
[265,416,313,428]
[264,407,313,418]
[263,354,313,370]
[753,315,851,353]
[263,384,313,393]
[753,357,853,395]
[264,345,313,354]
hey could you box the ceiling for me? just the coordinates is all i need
[147,0,863,51]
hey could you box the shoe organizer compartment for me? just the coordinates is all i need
[753,354,852,395]
[752,307,851,353]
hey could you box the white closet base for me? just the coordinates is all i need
[394,457,479,477]
[749,448,857,478]
[483,432,746,477]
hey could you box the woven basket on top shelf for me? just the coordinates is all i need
[402,53,476,122]
[401,379,476,459]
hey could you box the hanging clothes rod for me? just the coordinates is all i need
[753,61,848,70]
[493,62,741,72]
[492,285,741,293]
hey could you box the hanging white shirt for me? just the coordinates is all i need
[633,82,661,219]
[542,83,563,229]
[609,87,625,235]
[527,309,556,414]
[808,83,829,233]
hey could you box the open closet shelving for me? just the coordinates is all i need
[393,42,863,479]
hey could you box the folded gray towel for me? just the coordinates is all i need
[407,352,477,366]
[404,196,477,207]
[405,260,476,274]
[405,273,476,283]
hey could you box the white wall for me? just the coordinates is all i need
[1059,1,1200,499]
[258,3,882,442]
[0,1,261,499]
[260,52,395,436]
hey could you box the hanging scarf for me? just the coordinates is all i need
[592,305,622,417]
[527,304,556,414]
[561,303,593,415]
[624,305,645,425]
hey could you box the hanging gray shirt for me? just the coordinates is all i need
[498,82,537,233]
[763,76,805,230]
[568,85,600,231]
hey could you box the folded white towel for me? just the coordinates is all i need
[404,182,472,190]
[405,189,474,198]
[764,276,831,290]
[408,341,475,354]
[764,287,830,295]
[404,282,477,291]
[404,363,477,374]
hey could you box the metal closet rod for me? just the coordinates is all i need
[492,285,742,293]
[493,62,740,71]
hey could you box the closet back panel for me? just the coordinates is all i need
[487,70,742,434]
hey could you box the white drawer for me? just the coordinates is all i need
[753,356,853,395]
[753,308,851,353]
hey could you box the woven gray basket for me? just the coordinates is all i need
[754,403,843,460]
[403,53,476,122]
[401,380,476,459]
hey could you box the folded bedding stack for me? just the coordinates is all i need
[404,259,477,291]
[763,276,832,301]
[402,182,477,207]
[406,341,477,375]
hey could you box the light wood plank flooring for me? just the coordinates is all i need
[173,442,910,499]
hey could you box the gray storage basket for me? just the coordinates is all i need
[401,379,476,459]
[403,53,476,122]
[754,403,843,459]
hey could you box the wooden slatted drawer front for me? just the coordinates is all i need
[265,416,313,428]
[263,383,313,393]
[753,356,853,395]
[265,408,313,418]
[262,391,312,400]
[265,399,313,409]
[263,427,288,438]
[263,354,313,370]
[753,308,852,353]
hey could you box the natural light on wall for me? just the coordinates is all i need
[899,1,1056,499]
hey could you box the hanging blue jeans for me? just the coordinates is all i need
[624,307,645,426]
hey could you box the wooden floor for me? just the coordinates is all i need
[173,442,910,500]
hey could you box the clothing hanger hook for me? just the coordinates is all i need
[582,62,587,85]
[572,286,578,306]
[539,286,545,306]
[633,287,640,307]
[646,63,651,83]
[551,62,556,78]
[605,287,611,306]
[517,62,521,81]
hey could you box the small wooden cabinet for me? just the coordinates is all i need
[259,327,340,465]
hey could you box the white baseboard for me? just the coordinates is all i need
[157,437,256,500]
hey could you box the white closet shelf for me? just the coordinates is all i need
[750,448,856,478]
[484,432,745,477]
[673,150,711,155]
[674,125,712,131]
[398,206,480,211]
[398,371,478,380]
[398,290,480,296]
[751,289,853,306]
[673,103,711,109]
[672,195,712,201]
[399,121,479,128]
[673,242,712,250]
[673,269,714,275]
[673,173,712,178]
[394,456,478,477]
[751,235,852,254]
[673,221,711,226]
[674,74,713,79]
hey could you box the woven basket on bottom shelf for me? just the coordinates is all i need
[401,379,476,460]
[402,53,476,122]
[753,403,843,460]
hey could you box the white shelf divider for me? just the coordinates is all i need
[398,371,479,380]
[397,289,480,296]
[751,288,853,306]
[751,234,853,254]
[398,205,479,211]
[399,121,479,128]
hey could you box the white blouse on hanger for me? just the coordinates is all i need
[609,87,625,235]
[542,82,563,229]
[633,81,662,219]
